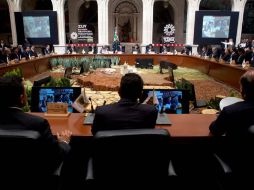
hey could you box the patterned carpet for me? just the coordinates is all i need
[28,65,241,112]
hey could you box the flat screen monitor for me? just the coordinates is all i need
[15,11,58,44]
[194,11,239,45]
[31,87,81,112]
[176,78,207,108]
[140,89,189,114]
[33,76,52,87]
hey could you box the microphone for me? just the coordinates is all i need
[103,100,106,106]
[88,97,94,113]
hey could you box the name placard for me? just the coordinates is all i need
[45,103,70,117]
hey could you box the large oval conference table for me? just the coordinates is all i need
[0,54,248,138]
[0,54,248,90]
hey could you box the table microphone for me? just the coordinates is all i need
[88,97,94,113]
[103,100,106,106]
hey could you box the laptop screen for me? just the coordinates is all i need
[141,89,189,114]
[31,87,81,112]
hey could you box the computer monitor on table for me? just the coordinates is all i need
[31,87,81,112]
[33,76,52,87]
[140,89,189,114]
[176,78,207,108]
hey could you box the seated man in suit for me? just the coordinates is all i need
[0,76,72,175]
[146,44,156,54]
[88,44,97,54]
[210,69,254,136]
[209,70,254,188]
[92,73,158,135]
[29,45,38,58]
[132,44,140,54]
[43,44,52,55]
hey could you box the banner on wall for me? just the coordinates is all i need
[162,24,175,43]
[70,24,94,43]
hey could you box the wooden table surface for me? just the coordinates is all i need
[30,113,216,137]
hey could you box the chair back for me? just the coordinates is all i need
[0,129,47,176]
[92,128,170,180]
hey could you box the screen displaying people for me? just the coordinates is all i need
[202,16,230,38]
[23,16,50,38]
[142,90,184,114]
[38,88,74,112]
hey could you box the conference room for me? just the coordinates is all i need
[0,0,254,190]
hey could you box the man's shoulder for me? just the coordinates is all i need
[96,103,118,112]
[137,103,157,110]
[16,111,48,124]
[224,101,254,113]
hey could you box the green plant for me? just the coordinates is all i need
[21,80,33,112]
[44,77,71,87]
[229,89,241,98]
[50,58,59,67]
[206,97,220,110]
[3,68,23,78]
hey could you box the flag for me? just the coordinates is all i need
[113,27,119,41]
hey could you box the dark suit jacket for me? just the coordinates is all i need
[209,101,254,175]
[0,107,70,174]
[209,100,254,136]
[92,99,158,135]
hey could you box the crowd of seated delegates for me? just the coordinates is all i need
[200,40,254,67]
[0,40,38,63]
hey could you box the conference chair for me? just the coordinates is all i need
[135,58,154,69]
[64,66,73,78]
[0,129,62,190]
[212,125,254,190]
[159,61,177,74]
[85,128,176,188]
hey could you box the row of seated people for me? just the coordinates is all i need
[66,43,189,55]
[199,44,254,67]
[1,70,254,189]
[0,43,53,64]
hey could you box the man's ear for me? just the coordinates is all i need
[20,93,27,107]
[20,94,25,105]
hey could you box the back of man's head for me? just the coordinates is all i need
[0,76,24,109]
[118,73,144,101]
[240,70,254,101]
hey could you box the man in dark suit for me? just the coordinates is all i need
[209,70,254,188]
[92,73,158,135]
[29,45,38,57]
[43,44,52,55]
[0,76,71,175]
[210,70,254,136]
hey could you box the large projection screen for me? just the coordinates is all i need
[15,11,58,45]
[23,16,50,38]
[194,11,239,45]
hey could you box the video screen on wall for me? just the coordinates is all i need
[194,11,239,45]
[15,11,58,44]
[202,16,230,38]
[23,16,50,38]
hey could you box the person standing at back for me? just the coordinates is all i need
[91,73,158,135]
